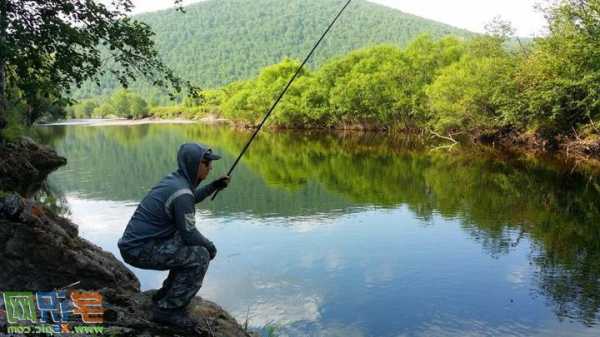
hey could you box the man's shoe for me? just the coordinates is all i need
[151,307,198,329]
[152,274,174,303]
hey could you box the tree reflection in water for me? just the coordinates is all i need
[38,123,600,326]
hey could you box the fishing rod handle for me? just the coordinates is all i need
[210,168,235,201]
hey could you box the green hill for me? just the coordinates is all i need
[73,0,474,101]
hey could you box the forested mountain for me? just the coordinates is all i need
[72,0,473,100]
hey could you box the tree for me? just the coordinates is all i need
[129,95,149,119]
[221,59,307,124]
[93,103,113,119]
[0,0,195,132]
[427,54,517,132]
[327,45,412,124]
[82,101,98,118]
[484,16,516,40]
[425,31,519,132]
[514,0,600,133]
[111,89,132,117]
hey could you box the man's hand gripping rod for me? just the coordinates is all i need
[211,0,352,201]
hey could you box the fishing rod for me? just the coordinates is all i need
[211,0,352,201]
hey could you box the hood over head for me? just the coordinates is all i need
[176,143,221,187]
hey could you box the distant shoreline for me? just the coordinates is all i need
[40,116,230,127]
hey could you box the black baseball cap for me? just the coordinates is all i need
[201,147,221,161]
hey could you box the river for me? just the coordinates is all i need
[37,123,600,337]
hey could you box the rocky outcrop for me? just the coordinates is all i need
[0,137,67,196]
[0,138,255,336]
[0,193,140,293]
[102,289,254,337]
[0,194,255,336]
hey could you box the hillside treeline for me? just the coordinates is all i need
[71,0,599,140]
[70,0,473,101]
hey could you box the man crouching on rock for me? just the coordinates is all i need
[118,143,230,329]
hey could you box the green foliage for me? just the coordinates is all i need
[149,105,203,119]
[214,35,469,129]
[93,103,114,119]
[147,89,224,119]
[71,0,474,100]
[72,0,599,142]
[211,0,599,137]
[148,105,184,119]
[426,38,518,131]
[327,45,411,124]
[2,105,26,140]
[221,59,310,125]
[78,100,99,119]
[1,69,68,127]
[130,95,149,119]
[111,90,132,118]
[512,0,600,133]
[0,0,196,135]
[70,90,150,119]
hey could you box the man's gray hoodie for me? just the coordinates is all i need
[118,144,219,252]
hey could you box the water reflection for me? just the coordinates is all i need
[37,124,600,336]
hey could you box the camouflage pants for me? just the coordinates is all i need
[120,232,210,310]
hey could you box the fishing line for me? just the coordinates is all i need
[211,0,352,200]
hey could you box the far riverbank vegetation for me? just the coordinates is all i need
[68,1,599,153]
[1,0,594,160]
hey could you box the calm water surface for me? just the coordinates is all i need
[38,124,600,337]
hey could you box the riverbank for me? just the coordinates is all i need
[471,127,600,172]
[41,117,214,127]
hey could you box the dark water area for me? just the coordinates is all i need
[37,123,600,337]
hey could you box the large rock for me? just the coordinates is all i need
[0,193,140,293]
[0,137,67,196]
[102,289,256,337]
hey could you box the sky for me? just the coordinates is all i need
[126,0,548,37]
